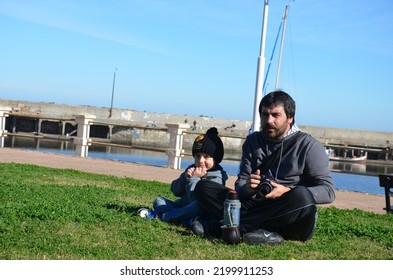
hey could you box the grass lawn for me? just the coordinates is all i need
[1,163,392,260]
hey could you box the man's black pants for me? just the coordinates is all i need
[194,180,318,241]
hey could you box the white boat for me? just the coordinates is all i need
[329,155,367,162]
[326,148,367,162]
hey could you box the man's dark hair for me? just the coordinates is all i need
[258,90,296,124]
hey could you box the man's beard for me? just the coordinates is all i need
[263,125,287,140]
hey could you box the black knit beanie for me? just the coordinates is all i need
[192,127,224,164]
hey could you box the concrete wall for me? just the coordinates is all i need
[1,99,392,150]
[301,125,393,147]
[0,99,251,132]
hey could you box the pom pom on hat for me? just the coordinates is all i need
[192,127,224,164]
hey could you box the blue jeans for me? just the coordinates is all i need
[153,197,201,223]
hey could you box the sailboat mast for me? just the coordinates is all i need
[275,5,289,90]
[251,0,269,133]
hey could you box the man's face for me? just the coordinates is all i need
[260,105,293,140]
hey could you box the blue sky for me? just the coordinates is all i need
[1,0,392,132]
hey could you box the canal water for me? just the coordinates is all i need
[4,137,393,196]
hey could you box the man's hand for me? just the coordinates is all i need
[264,181,291,199]
[247,169,262,190]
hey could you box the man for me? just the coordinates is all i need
[193,90,335,245]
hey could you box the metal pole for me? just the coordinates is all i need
[251,0,269,133]
[275,5,289,90]
[109,67,118,118]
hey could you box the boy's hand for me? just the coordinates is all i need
[186,167,195,178]
[193,167,207,178]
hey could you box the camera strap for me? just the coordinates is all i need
[258,131,307,174]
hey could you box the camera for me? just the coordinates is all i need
[258,177,274,196]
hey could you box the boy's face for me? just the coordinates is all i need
[194,153,215,170]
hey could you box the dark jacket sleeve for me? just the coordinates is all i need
[235,133,261,200]
[300,139,336,204]
[170,164,195,197]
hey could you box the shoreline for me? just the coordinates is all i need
[0,147,388,215]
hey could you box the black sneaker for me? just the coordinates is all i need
[191,219,221,238]
[191,220,205,237]
[243,229,284,245]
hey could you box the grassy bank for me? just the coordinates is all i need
[0,163,392,260]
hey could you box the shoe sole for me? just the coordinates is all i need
[137,208,149,218]
[243,234,284,246]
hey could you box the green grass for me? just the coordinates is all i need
[1,163,392,260]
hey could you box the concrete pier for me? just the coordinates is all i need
[1,99,392,163]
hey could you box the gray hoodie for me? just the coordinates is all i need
[235,125,336,204]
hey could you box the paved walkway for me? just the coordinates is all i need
[0,147,388,214]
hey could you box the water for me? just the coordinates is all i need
[3,136,392,196]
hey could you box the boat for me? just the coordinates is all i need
[325,148,367,162]
[328,155,367,163]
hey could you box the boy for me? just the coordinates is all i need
[138,127,228,224]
